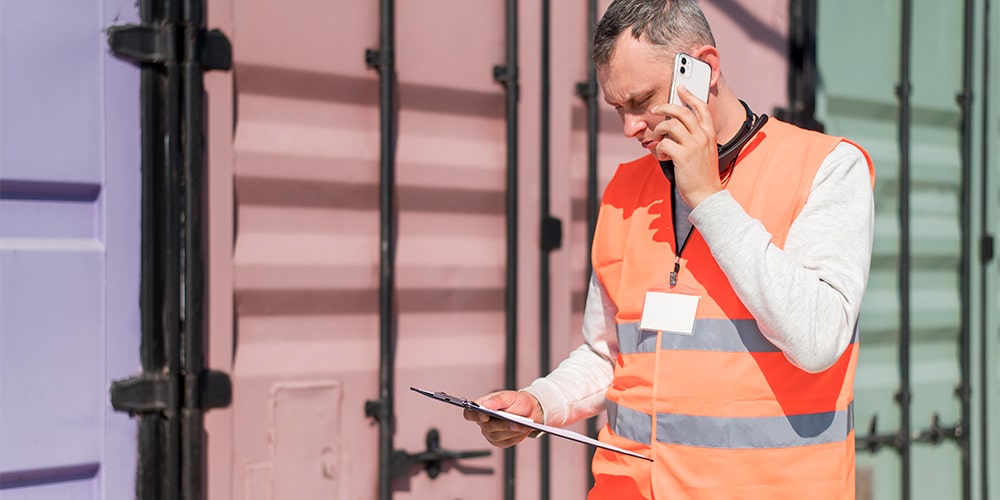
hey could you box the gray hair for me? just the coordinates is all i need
[593,0,717,67]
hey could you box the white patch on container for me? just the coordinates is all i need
[269,380,343,499]
[244,463,272,500]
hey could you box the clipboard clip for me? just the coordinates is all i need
[427,391,480,409]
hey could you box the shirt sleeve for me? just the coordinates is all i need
[522,272,618,427]
[688,141,874,372]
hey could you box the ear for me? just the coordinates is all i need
[691,45,722,88]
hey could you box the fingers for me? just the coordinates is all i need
[676,84,713,133]
[479,391,544,420]
[462,407,490,424]
[651,114,705,163]
[650,86,718,160]
[474,391,519,411]
[474,417,534,448]
[463,390,543,448]
[652,87,701,129]
[653,86,712,134]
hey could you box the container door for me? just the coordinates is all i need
[204,1,511,498]
[0,0,140,499]
[816,0,992,498]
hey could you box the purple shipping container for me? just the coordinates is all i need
[0,0,140,498]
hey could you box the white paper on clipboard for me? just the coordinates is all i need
[410,387,652,462]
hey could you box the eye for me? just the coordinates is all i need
[633,94,653,110]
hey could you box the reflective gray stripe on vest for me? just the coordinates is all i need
[616,321,861,355]
[606,400,652,445]
[607,400,854,449]
[616,320,780,355]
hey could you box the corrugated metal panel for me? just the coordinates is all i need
[206,0,517,498]
[816,3,908,494]
[225,1,383,498]
[985,0,1000,496]
[0,0,140,498]
[978,0,1000,495]
[816,0,999,498]
[903,2,966,497]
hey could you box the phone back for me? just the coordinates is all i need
[669,53,711,105]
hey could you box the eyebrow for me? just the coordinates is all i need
[605,88,654,108]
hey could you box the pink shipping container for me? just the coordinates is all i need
[199,1,791,498]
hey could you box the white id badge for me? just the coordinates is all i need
[639,291,700,336]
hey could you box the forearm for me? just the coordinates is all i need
[522,344,614,427]
[523,274,617,427]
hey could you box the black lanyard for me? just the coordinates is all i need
[666,106,764,287]
[670,187,694,287]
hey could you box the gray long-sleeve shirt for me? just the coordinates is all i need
[524,142,874,428]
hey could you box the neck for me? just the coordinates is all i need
[712,81,751,144]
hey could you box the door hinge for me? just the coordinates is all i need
[198,29,233,71]
[111,370,231,415]
[492,65,517,85]
[541,215,562,252]
[364,48,394,70]
[575,81,596,100]
[107,24,231,71]
[982,234,995,263]
[196,370,233,410]
[107,24,176,64]
[111,373,179,415]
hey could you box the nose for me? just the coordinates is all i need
[622,113,645,139]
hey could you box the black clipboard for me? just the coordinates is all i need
[410,387,652,462]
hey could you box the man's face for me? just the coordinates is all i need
[597,35,676,156]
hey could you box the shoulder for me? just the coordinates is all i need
[763,118,843,153]
[815,142,876,190]
[760,119,873,182]
[615,153,659,176]
[825,142,866,164]
[605,154,660,190]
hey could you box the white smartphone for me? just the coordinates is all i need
[669,52,711,106]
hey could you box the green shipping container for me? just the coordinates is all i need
[814,0,999,498]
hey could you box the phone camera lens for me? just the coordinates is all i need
[680,67,686,74]
[681,57,688,64]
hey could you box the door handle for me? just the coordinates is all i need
[391,428,491,479]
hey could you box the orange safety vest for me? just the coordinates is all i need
[589,118,875,500]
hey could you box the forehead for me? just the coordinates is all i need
[598,35,674,103]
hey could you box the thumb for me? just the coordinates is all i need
[476,391,518,411]
[477,391,540,422]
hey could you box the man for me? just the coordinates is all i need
[464,0,874,498]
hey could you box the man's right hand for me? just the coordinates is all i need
[463,390,544,448]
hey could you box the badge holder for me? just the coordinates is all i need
[639,283,701,336]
